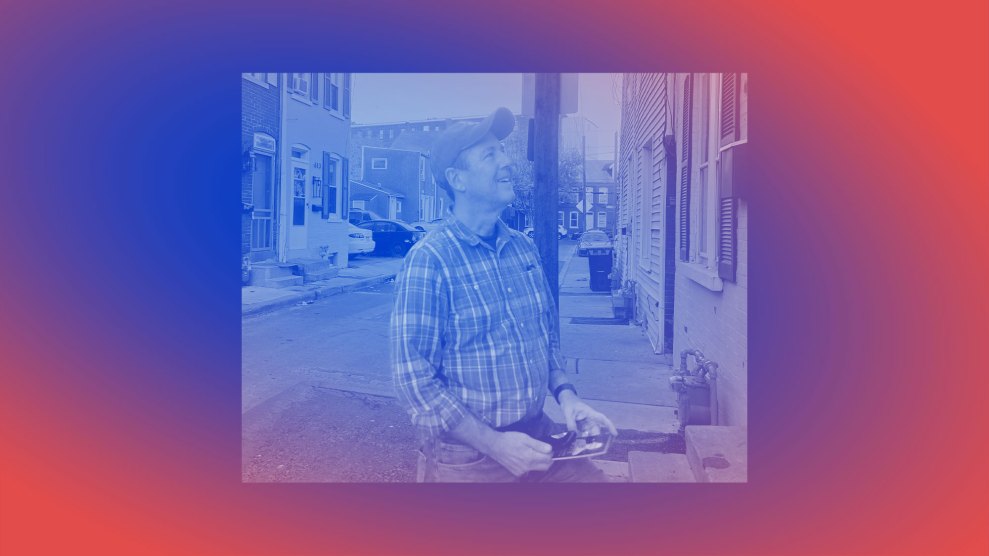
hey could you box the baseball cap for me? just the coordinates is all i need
[431,107,515,190]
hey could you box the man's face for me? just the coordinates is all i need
[453,133,515,209]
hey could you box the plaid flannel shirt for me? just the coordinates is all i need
[390,215,570,436]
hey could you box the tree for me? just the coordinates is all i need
[503,119,585,227]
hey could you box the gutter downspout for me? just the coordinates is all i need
[277,73,289,263]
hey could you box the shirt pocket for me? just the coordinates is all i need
[449,278,495,346]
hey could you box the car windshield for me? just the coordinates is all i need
[583,232,609,241]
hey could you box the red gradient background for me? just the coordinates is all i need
[1,1,987,554]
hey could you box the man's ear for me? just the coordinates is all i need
[445,167,465,193]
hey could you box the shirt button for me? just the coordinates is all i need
[507,287,512,293]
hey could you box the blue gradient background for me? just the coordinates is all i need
[1,1,987,554]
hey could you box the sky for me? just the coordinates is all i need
[351,73,622,159]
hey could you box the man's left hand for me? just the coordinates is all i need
[557,390,618,437]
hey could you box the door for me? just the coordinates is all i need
[250,153,274,252]
[289,147,310,251]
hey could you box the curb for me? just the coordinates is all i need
[242,273,397,317]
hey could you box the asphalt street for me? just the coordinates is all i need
[242,241,577,482]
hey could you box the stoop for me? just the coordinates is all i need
[628,451,696,482]
[250,262,303,288]
[288,258,340,283]
[684,426,747,482]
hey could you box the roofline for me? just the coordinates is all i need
[351,113,521,127]
[349,179,405,198]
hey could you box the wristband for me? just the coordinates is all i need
[553,383,578,403]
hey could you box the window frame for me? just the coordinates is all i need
[290,73,311,96]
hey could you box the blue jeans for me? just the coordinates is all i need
[416,413,609,483]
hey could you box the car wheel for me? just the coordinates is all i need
[391,243,407,257]
[526,231,535,238]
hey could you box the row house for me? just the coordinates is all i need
[242,73,281,265]
[617,73,748,427]
[356,145,439,224]
[350,114,549,230]
[556,161,616,239]
[582,160,618,237]
[241,73,354,284]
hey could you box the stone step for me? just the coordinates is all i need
[628,451,696,482]
[301,267,340,283]
[684,426,747,483]
[254,274,303,289]
[592,459,630,483]
[288,258,335,273]
[251,262,295,281]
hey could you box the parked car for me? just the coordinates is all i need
[356,219,424,256]
[347,223,375,258]
[410,217,445,233]
[348,209,383,226]
[523,224,568,240]
[577,229,612,256]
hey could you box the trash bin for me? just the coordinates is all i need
[587,248,613,291]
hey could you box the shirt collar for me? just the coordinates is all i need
[446,213,513,251]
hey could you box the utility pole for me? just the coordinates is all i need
[582,133,587,234]
[533,73,561,307]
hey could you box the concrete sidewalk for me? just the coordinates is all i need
[548,246,678,435]
[242,256,405,317]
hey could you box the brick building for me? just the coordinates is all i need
[241,73,281,264]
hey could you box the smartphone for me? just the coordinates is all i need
[547,431,613,461]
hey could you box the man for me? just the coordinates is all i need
[390,107,617,482]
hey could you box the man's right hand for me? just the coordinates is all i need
[486,431,553,476]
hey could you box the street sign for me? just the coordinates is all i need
[522,73,578,116]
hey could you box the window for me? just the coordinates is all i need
[320,73,349,118]
[598,211,607,228]
[371,158,388,170]
[323,74,338,111]
[557,211,564,226]
[322,155,339,218]
[569,211,578,228]
[243,73,269,87]
[419,157,426,183]
[691,73,718,268]
[289,73,312,97]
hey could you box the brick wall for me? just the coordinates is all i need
[241,78,280,259]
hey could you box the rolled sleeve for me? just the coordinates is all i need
[390,246,468,434]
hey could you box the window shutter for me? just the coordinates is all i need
[322,152,331,219]
[679,75,693,261]
[717,150,737,282]
[720,73,741,147]
[343,73,352,118]
[341,158,349,216]
[717,73,742,282]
